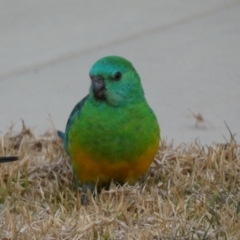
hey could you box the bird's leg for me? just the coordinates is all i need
[81,181,111,205]
[81,182,95,205]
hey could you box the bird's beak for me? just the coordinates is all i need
[92,75,106,100]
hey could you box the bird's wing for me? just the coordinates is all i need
[58,95,89,154]
[0,156,19,163]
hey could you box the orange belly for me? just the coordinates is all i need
[70,142,158,185]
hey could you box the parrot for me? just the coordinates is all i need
[58,56,160,203]
[0,156,19,163]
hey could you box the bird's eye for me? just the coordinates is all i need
[113,71,122,81]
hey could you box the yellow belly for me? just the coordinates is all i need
[70,142,159,185]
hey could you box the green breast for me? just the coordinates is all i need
[68,99,160,163]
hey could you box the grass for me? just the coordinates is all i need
[0,124,239,239]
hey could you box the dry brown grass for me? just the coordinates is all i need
[0,124,239,240]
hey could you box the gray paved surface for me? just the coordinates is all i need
[1,0,240,145]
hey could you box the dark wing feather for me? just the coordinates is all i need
[0,156,19,163]
[60,95,89,154]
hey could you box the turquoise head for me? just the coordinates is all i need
[89,56,145,107]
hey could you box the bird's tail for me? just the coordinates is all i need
[57,130,65,140]
[0,156,19,163]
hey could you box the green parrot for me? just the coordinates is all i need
[58,56,160,203]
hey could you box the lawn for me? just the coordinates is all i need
[0,123,239,239]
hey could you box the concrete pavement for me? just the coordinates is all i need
[1,0,240,144]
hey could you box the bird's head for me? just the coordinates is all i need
[89,56,145,107]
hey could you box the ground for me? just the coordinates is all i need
[0,124,239,239]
